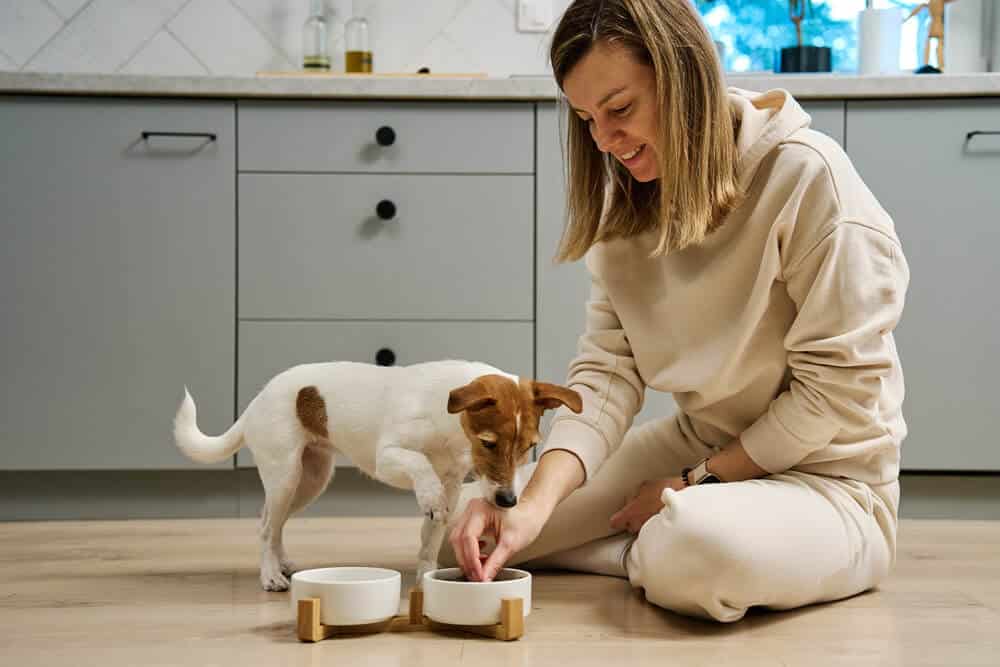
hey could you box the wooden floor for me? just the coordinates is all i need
[1,517,998,666]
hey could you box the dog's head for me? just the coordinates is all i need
[447,375,582,509]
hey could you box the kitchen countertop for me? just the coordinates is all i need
[2,70,1000,100]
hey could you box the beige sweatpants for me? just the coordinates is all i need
[439,414,900,622]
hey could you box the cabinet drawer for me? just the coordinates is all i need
[235,320,534,467]
[238,101,533,174]
[239,173,533,320]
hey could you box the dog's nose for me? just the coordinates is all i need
[495,489,517,508]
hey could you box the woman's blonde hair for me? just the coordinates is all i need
[550,0,742,261]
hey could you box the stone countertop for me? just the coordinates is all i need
[1,70,1000,100]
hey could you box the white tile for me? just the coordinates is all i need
[45,0,92,20]
[347,0,466,73]
[23,0,187,73]
[119,28,207,75]
[232,0,350,72]
[0,48,18,70]
[0,0,64,67]
[402,30,482,74]
[169,0,290,75]
[445,0,552,76]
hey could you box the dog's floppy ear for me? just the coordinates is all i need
[448,380,497,414]
[533,382,583,414]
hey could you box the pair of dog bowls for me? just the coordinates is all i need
[290,566,532,627]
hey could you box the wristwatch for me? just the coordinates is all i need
[682,458,722,486]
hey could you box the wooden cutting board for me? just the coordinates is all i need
[257,71,489,78]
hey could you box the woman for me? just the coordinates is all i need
[442,0,909,623]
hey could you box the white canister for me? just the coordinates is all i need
[945,0,988,73]
[858,7,902,75]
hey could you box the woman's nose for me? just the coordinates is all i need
[590,121,620,153]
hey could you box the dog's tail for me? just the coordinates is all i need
[173,387,245,464]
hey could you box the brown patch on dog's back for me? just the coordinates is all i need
[296,386,328,438]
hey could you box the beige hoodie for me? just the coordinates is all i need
[543,88,909,491]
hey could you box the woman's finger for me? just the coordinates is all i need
[481,540,513,582]
[459,509,487,580]
[449,524,467,573]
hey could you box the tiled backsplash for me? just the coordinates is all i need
[0,0,573,77]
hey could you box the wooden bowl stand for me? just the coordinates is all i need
[297,588,525,642]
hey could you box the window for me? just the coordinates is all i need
[696,1,923,73]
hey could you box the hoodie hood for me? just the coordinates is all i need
[728,87,812,192]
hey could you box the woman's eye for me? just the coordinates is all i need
[481,440,497,450]
[612,104,631,116]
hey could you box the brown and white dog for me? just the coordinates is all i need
[173,360,581,591]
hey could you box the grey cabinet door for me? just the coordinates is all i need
[803,101,845,146]
[0,96,235,470]
[239,173,533,320]
[235,320,533,468]
[847,99,1000,471]
[535,103,676,434]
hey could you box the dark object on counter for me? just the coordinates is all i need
[915,64,942,74]
[418,67,431,74]
[776,45,832,72]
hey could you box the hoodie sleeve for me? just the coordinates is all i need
[540,253,645,484]
[739,220,910,474]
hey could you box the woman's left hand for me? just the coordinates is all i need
[609,477,686,533]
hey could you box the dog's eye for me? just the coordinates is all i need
[480,439,496,450]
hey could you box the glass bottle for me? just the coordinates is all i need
[345,14,373,73]
[302,0,330,71]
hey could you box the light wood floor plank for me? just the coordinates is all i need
[1,518,997,666]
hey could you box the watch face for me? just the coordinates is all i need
[699,473,721,484]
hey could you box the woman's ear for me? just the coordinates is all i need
[447,380,497,414]
[532,381,583,413]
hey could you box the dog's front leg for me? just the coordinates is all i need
[375,446,449,520]
[375,446,452,582]
[416,478,463,586]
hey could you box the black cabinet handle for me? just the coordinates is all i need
[376,200,397,220]
[142,131,217,141]
[966,130,1000,141]
[375,348,396,366]
[375,126,396,146]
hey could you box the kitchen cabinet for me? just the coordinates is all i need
[0,96,235,470]
[847,99,1000,471]
[234,102,536,468]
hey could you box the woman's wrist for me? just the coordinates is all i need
[520,448,585,516]
[705,436,769,483]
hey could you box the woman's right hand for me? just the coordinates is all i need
[448,497,549,582]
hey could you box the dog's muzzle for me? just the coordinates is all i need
[494,488,517,508]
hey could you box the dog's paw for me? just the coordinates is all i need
[261,562,290,592]
[280,559,298,577]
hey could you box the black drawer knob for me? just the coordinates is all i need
[376,126,396,146]
[375,348,396,366]
[376,200,396,220]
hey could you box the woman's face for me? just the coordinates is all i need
[562,41,660,182]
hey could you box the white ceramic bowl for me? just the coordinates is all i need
[290,567,401,626]
[422,567,532,626]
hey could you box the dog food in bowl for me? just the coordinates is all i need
[290,567,401,626]
[422,567,532,626]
